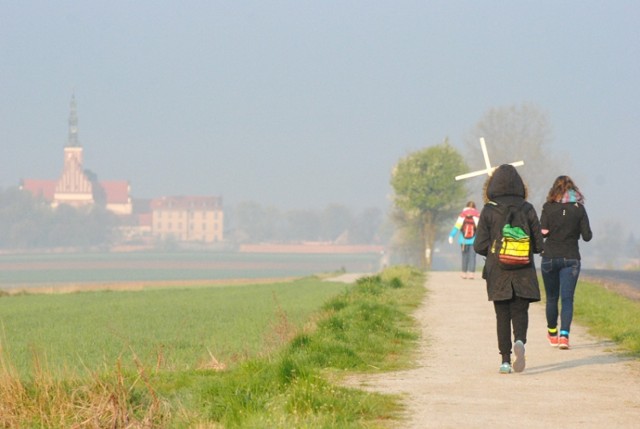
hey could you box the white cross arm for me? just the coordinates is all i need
[455,137,524,181]
[455,160,524,181]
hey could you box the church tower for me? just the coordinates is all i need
[52,94,94,208]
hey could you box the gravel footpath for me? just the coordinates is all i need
[343,271,640,429]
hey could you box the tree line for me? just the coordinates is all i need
[225,202,386,245]
[0,187,117,250]
[0,187,386,251]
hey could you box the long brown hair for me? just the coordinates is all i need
[546,175,583,203]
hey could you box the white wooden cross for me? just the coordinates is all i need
[455,137,524,181]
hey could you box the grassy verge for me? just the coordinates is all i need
[169,265,426,428]
[0,266,425,427]
[574,280,640,356]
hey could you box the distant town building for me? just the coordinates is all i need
[151,196,224,243]
[20,95,224,245]
[21,94,132,215]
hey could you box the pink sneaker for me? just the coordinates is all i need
[547,333,559,347]
[558,336,570,350]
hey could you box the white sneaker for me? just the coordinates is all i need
[513,340,526,373]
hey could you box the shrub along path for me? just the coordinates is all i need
[347,271,640,428]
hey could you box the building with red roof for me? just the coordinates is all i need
[20,95,224,245]
[20,95,132,215]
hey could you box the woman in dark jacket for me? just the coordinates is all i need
[474,164,544,374]
[540,176,592,350]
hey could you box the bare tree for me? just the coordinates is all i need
[464,103,564,208]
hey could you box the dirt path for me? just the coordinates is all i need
[346,271,640,428]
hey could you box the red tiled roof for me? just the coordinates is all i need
[21,179,56,201]
[100,181,130,204]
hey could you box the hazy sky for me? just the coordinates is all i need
[1,1,638,235]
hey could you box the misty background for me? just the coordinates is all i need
[1,2,639,265]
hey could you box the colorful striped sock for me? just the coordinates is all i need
[548,328,558,336]
[560,330,569,337]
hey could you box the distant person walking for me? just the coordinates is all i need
[540,175,593,350]
[474,165,544,374]
[448,201,480,279]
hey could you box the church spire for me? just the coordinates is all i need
[68,93,80,147]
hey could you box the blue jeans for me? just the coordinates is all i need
[461,244,476,273]
[541,257,581,336]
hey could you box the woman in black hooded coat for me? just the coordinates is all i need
[473,164,544,374]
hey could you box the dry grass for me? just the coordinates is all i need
[197,349,228,372]
[262,292,299,355]
[0,348,170,428]
[2,277,297,296]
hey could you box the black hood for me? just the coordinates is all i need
[485,164,526,201]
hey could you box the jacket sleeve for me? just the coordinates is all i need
[449,216,463,238]
[527,204,544,254]
[473,207,492,256]
[579,205,593,242]
[539,203,549,237]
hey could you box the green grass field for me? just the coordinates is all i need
[0,277,351,378]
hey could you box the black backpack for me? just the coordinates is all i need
[490,202,532,269]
